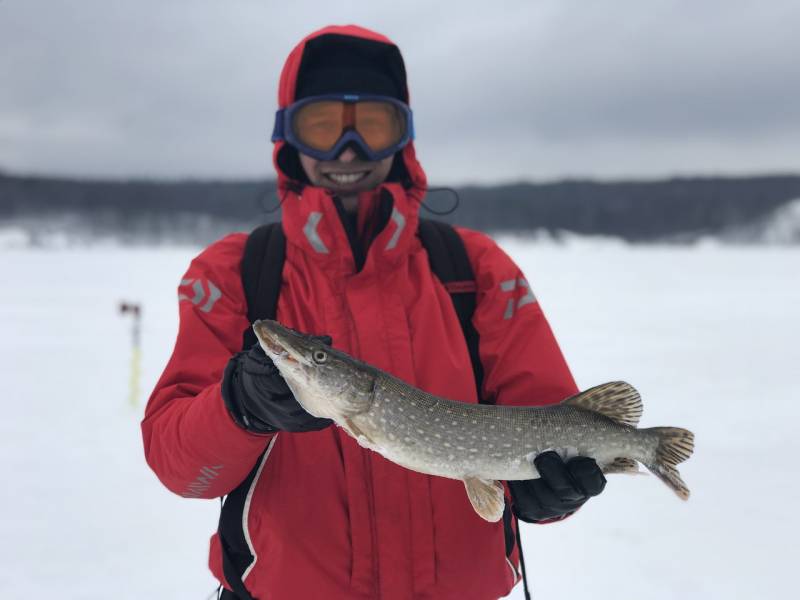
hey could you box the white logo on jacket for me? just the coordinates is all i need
[499,278,537,320]
[179,278,222,313]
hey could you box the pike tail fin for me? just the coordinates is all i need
[643,427,695,500]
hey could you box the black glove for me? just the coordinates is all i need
[222,338,333,434]
[508,451,606,522]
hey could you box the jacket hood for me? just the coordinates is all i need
[272,25,427,194]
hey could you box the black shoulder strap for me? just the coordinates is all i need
[418,218,487,404]
[218,222,285,600]
[418,220,526,594]
[240,222,286,349]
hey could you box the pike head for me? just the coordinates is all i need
[253,320,376,421]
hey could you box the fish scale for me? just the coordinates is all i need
[254,319,695,522]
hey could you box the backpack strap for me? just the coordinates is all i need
[418,219,530,596]
[417,218,487,404]
[216,222,286,600]
[239,222,286,349]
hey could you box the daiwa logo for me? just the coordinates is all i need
[179,278,222,313]
[499,278,537,320]
[183,464,224,498]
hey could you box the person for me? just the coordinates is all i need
[142,24,606,600]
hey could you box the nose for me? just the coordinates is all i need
[336,147,357,163]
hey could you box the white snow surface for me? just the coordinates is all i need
[1,238,798,599]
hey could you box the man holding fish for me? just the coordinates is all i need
[143,25,676,600]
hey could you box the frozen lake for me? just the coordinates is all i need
[1,237,798,599]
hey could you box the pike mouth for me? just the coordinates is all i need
[255,324,286,356]
[253,320,310,366]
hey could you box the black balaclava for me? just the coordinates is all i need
[295,34,406,100]
[277,34,410,183]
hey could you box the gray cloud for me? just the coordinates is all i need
[1,0,799,184]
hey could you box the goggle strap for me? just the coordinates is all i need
[271,109,286,142]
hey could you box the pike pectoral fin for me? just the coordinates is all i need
[343,418,380,452]
[463,477,505,523]
[602,457,641,475]
[342,417,365,439]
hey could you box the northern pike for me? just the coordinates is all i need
[254,319,695,522]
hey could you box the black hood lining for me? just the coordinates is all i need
[294,33,408,101]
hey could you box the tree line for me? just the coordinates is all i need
[1,172,798,244]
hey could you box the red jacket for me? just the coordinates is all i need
[142,25,577,600]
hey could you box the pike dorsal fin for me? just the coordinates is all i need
[463,477,505,523]
[564,381,642,428]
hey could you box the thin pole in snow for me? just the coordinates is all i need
[119,301,142,408]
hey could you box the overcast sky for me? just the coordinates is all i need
[1,0,799,184]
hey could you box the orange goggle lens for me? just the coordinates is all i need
[292,101,406,153]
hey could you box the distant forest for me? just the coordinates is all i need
[1,172,799,244]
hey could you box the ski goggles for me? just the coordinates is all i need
[271,93,414,162]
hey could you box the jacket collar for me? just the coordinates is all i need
[279,180,423,275]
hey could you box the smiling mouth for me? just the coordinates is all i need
[324,171,370,185]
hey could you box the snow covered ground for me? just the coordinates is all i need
[1,238,798,599]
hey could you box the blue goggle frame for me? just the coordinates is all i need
[271,93,415,162]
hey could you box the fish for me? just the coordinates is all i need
[253,319,695,522]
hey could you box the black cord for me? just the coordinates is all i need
[421,186,460,215]
[516,516,532,599]
[213,497,225,599]
[257,183,460,216]
[255,185,292,214]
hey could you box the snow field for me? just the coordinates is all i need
[1,239,798,599]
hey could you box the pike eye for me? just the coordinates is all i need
[312,350,328,364]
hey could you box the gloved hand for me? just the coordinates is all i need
[222,338,333,434]
[508,451,606,522]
